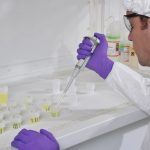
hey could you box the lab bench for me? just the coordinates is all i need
[0,72,148,150]
[0,0,149,149]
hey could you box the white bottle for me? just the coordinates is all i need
[119,42,130,65]
[106,20,121,62]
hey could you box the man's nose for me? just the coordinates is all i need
[128,32,132,41]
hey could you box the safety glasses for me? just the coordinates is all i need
[123,13,149,32]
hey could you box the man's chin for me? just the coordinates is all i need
[139,60,150,67]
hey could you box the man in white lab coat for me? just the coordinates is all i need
[11,0,150,150]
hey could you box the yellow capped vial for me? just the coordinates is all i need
[50,105,61,117]
[0,122,5,134]
[0,85,8,105]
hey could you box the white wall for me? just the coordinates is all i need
[0,0,90,66]
[0,0,90,81]
[0,0,129,82]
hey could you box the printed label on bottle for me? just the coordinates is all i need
[107,41,119,57]
[120,47,129,62]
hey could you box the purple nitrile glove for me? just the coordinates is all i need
[11,129,59,150]
[77,33,114,79]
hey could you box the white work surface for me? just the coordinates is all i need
[0,0,148,149]
[1,105,148,150]
[0,71,148,150]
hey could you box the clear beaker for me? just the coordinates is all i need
[50,95,62,117]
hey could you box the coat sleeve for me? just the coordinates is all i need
[106,62,150,115]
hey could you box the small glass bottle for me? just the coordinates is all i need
[50,105,61,117]
[30,112,40,123]
[39,98,52,113]
[0,85,8,106]
[0,114,5,134]
[28,109,40,124]
[119,43,129,65]
[107,35,120,61]
[12,115,22,129]
[50,95,61,117]
[0,122,5,134]
[106,19,121,62]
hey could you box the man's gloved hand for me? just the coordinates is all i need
[11,129,60,150]
[77,33,114,79]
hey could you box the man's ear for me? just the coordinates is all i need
[140,18,150,30]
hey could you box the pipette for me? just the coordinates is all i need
[57,36,100,105]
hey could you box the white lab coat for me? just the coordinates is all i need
[106,62,150,150]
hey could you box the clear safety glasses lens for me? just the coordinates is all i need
[123,16,132,32]
[123,13,149,32]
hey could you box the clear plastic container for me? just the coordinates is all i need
[60,94,78,108]
[38,98,52,113]
[50,105,61,117]
[18,104,40,124]
[50,79,61,94]
[77,82,95,95]
[11,115,22,129]
[0,85,8,105]
[0,122,5,134]
[0,113,5,134]
[28,111,40,124]
[42,102,51,112]
[50,95,62,117]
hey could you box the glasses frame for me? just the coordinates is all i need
[123,13,149,32]
[124,13,149,18]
